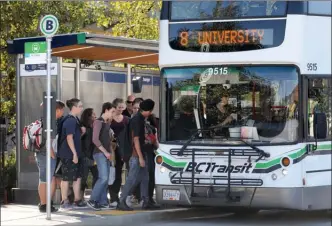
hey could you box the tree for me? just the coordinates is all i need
[0,1,98,129]
[95,1,161,40]
[0,1,161,129]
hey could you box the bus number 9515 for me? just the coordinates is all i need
[307,63,318,71]
[208,67,229,76]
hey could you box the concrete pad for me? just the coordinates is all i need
[1,204,96,226]
[1,203,223,226]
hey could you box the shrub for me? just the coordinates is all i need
[2,151,17,189]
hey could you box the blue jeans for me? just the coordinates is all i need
[120,155,149,203]
[90,153,109,205]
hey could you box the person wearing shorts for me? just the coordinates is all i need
[35,100,65,212]
[57,98,86,209]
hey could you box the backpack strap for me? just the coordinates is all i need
[57,115,78,150]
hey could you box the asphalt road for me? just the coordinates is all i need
[147,209,332,226]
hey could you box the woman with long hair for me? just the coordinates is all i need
[108,98,129,207]
[80,108,98,200]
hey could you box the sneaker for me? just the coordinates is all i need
[117,201,133,211]
[126,196,132,207]
[149,198,157,205]
[131,196,139,205]
[38,204,58,213]
[109,201,118,208]
[73,200,87,208]
[60,200,73,210]
[87,200,101,211]
[100,203,115,210]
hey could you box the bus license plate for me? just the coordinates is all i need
[162,190,180,201]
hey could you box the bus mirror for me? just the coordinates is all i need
[132,76,143,93]
[314,112,327,139]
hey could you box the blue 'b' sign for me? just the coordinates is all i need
[40,15,59,37]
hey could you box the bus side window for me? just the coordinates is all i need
[308,78,332,139]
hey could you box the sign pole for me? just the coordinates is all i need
[45,36,52,220]
[39,14,59,221]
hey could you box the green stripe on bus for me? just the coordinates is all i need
[254,157,281,169]
[160,155,187,168]
[157,144,331,172]
[316,144,332,150]
[288,147,306,159]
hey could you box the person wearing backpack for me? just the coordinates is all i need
[87,102,115,210]
[127,97,144,206]
[34,100,65,213]
[117,99,159,211]
[57,98,86,209]
[80,108,98,200]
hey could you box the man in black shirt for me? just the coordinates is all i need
[117,99,158,211]
[122,95,135,117]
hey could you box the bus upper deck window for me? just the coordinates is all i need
[271,1,287,16]
[247,2,267,17]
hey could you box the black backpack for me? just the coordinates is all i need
[117,119,132,162]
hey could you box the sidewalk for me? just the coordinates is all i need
[0,203,201,226]
[1,203,223,226]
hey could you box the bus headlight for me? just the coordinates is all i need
[160,166,166,173]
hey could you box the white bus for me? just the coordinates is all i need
[155,1,331,211]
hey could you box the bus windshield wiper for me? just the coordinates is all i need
[240,139,270,162]
[177,125,226,156]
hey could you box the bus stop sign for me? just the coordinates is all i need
[39,14,58,220]
[39,15,59,37]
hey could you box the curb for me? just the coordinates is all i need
[72,207,225,226]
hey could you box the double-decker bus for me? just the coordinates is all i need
[155,1,331,211]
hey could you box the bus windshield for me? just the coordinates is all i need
[171,1,287,21]
[161,66,299,145]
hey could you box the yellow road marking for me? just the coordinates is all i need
[88,210,144,216]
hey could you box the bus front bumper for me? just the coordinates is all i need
[155,185,331,210]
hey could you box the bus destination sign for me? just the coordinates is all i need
[169,19,286,52]
[179,29,270,47]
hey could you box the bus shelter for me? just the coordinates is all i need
[6,32,159,204]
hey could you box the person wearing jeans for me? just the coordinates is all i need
[117,99,159,211]
[35,100,65,212]
[87,102,115,210]
[89,153,110,209]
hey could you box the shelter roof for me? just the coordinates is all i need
[7,32,159,65]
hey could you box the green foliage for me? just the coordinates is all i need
[0,1,161,129]
[109,1,161,39]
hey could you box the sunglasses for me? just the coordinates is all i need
[126,100,133,104]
